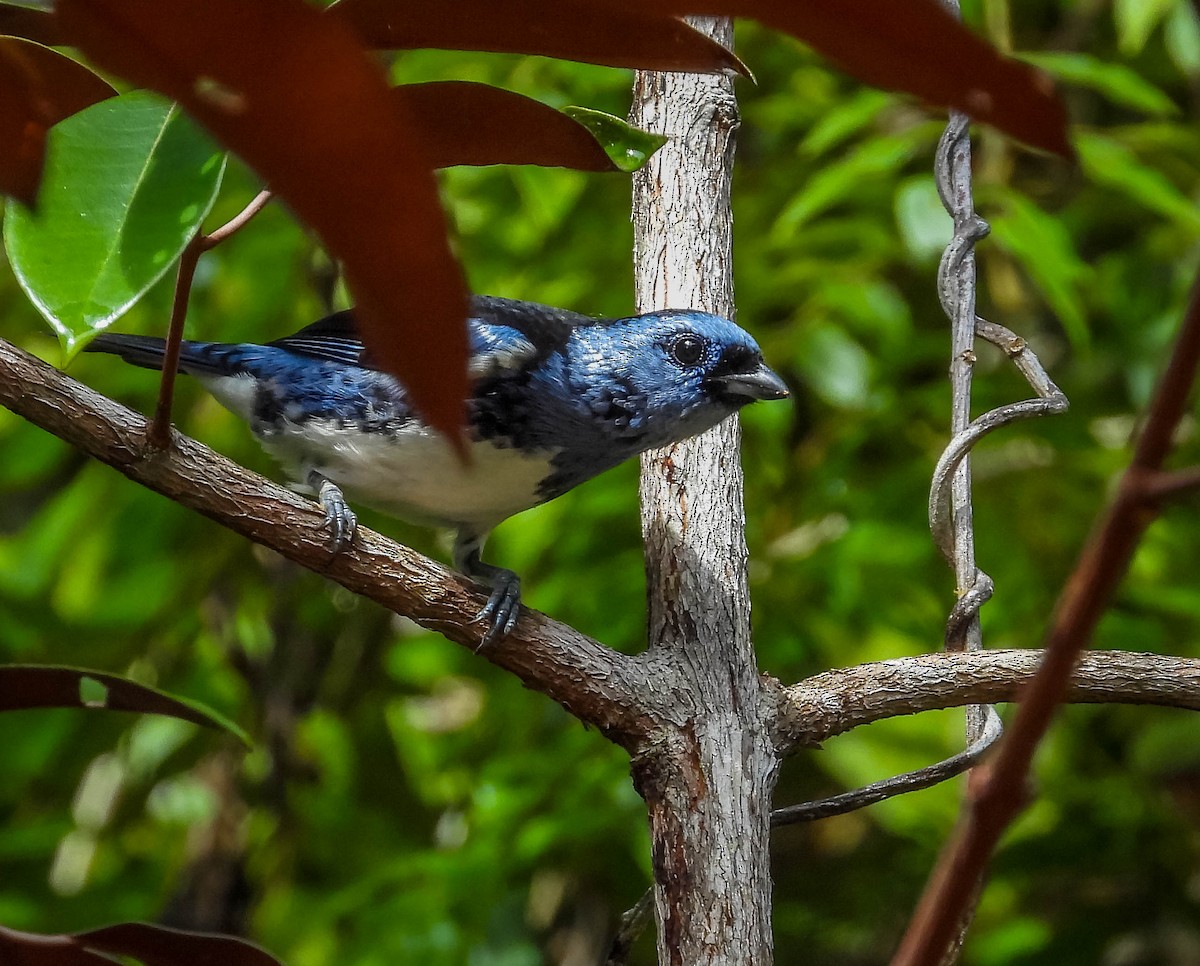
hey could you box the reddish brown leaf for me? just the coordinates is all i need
[399,81,615,171]
[0,922,282,966]
[79,924,283,966]
[331,0,750,76]
[609,0,1071,156]
[0,8,61,46]
[0,37,115,205]
[56,0,470,437]
[0,925,112,966]
[0,665,242,736]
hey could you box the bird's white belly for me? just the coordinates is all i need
[263,417,558,530]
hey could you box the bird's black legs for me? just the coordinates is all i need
[307,470,357,552]
[454,530,521,648]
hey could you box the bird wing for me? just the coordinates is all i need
[267,309,366,366]
[268,296,597,379]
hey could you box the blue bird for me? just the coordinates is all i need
[86,295,788,645]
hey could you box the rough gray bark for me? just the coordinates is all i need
[630,18,778,966]
[774,649,1200,750]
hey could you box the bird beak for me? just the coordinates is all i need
[710,363,790,402]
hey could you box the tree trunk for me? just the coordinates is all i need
[630,18,778,965]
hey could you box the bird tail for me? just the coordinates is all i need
[85,334,231,376]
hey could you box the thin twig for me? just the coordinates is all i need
[929,320,1069,559]
[928,107,1064,963]
[772,708,1002,827]
[893,276,1200,966]
[929,78,992,965]
[605,889,654,965]
[149,189,273,447]
[934,114,995,902]
[1139,465,1200,502]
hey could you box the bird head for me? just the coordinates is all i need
[579,309,788,444]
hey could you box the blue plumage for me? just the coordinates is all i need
[87,295,788,644]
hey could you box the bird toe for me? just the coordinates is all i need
[475,570,521,649]
[314,477,357,552]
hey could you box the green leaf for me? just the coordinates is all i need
[894,176,947,261]
[987,188,1093,349]
[795,323,872,408]
[3,90,225,358]
[772,129,924,238]
[561,107,665,173]
[798,88,893,159]
[1076,130,1200,235]
[1166,1,1200,77]
[1113,0,1178,56]
[0,664,249,745]
[1020,52,1178,118]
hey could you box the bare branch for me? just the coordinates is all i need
[928,322,1068,565]
[933,110,987,679]
[775,649,1200,752]
[150,189,273,447]
[1140,465,1200,502]
[0,337,654,744]
[605,889,654,966]
[772,708,1002,826]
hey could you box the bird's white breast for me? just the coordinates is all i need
[197,371,559,530]
[266,417,558,530]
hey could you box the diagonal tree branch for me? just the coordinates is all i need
[0,336,653,744]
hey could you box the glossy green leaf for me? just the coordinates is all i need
[561,107,666,173]
[1021,52,1178,118]
[3,90,225,357]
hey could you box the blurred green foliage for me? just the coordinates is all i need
[4,1,1200,963]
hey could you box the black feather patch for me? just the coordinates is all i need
[267,310,367,366]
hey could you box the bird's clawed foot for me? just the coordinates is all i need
[454,532,521,648]
[475,566,522,649]
[309,471,357,552]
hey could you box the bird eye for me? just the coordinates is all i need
[670,335,705,368]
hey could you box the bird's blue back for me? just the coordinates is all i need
[88,297,777,526]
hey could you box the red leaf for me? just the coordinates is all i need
[0,37,115,205]
[0,922,282,966]
[0,925,113,966]
[0,665,242,738]
[332,0,750,76]
[79,924,283,966]
[0,8,61,46]
[612,0,1071,156]
[400,81,615,171]
[56,0,470,438]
